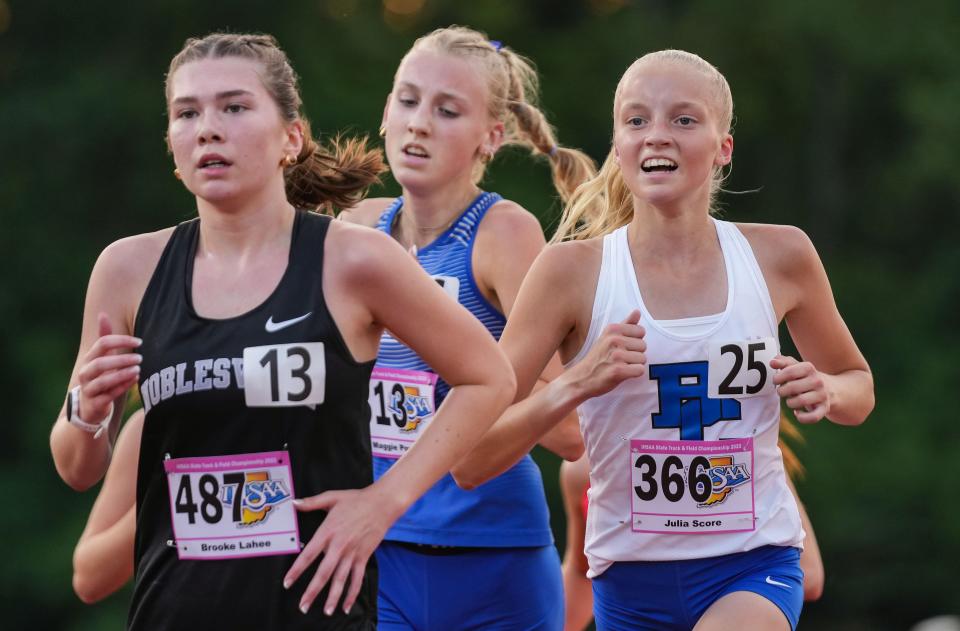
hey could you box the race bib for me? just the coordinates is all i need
[243,342,325,408]
[707,337,778,399]
[369,367,437,459]
[629,438,756,534]
[164,451,300,560]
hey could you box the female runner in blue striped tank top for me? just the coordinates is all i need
[339,25,596,631]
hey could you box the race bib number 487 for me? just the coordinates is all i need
[630,438,756,535]
[164,451,300,560]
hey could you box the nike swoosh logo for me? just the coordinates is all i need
[265,312,312,333]
[765,576,791,589]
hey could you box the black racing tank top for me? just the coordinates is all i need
[130,211,375,630]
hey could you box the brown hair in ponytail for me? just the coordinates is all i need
[166,32,386,212]
[404,26,596,203]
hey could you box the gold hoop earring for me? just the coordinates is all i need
[173,168,181,180]
[378,125,386,138]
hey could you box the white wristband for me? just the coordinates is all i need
[65,386,114,439]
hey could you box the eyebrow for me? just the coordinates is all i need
[396,81,468,103]
[171,89,256,105]
[620,101,648,112]
[670,100,708,111]
[620,100,706,111]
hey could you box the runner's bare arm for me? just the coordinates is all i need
[286,222,516,615]
[453,242,639,488]
[535,357,585,461]
[51,232,166,490]
[473,202,584,461]
[745,225,874,426]
[785,475,824,601]
[73,410,143,603]
[560,455,594,631]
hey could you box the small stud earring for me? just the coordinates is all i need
[173,168,181,180]
[282,154,297,167]
[378,125,387,138]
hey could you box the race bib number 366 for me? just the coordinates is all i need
[164,451,300,560]
[630,438,755,535]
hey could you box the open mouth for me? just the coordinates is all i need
[402,144,429,159]
[641,158,678,173]
[197,156,232,169]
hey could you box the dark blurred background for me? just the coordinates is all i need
[1,0,958,629]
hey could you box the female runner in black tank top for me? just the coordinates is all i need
[72,26,597,614]
[50,33,516,630]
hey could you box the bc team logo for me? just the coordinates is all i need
[700,456,751,507]
[219,471,292,527]
[390,386,432,432]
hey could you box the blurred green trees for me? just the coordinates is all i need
[1,1,957,628]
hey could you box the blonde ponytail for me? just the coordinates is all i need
[550,147,633,242]
[497,51,597,203]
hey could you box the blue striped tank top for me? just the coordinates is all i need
[372,191,553,547]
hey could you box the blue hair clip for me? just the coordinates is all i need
[489,40,504,52]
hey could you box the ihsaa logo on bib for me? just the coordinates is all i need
[219,470,292,526]
[369,368,438,459]
[701,456,751,507]
[390,385,433,432]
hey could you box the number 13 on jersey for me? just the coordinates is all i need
[243,343,325,408]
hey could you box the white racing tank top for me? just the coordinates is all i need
[568,219,804,577]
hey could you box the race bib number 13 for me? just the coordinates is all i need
[243,342,325,408]
[164,451,300,560]
[369,367,437,459]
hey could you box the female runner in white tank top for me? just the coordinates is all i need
[453,50,873,630]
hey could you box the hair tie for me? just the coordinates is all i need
[548,145,559,157]
[489,40,504,52]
